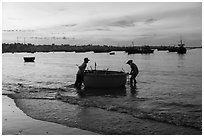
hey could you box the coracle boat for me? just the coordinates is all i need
[84,70,127,89]
[23,57,35,62]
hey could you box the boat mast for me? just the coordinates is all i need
[178,35,185,47]
[178,39,185,47]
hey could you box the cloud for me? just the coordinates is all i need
[95,28,111,31]
[109,18,135,27]
[94,16,135,28]
[88,15,159,30]
[145,18,158,24]
[62,24,77,27]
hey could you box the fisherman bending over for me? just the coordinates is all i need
[126,60,139,87]
[75,57,90,89]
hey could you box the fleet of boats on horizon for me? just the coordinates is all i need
[12,39,195,63]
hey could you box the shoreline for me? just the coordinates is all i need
[5,93,201,135]
[2,42,202,54]
[2,95,98,135]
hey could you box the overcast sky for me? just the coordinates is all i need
[2,2,202,46]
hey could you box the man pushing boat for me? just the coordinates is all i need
[126,60,139,87]
[75,57,90,89]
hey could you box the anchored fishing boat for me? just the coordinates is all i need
[168,39,187,54]
[168,46,178,52]
[84,70,127,89]
[126,45,154,54]
[177,40,187,54]
[23,57,35,62]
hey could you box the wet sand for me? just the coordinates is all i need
[2,95,98,135]
[5,94,201,135]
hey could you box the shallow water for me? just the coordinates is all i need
[2,49,202,129]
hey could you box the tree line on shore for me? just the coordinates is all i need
[2,43,201,53]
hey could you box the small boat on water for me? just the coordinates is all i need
[126,45,154,54]
[24,57,35,62]
[177,40,187,54]
[157,45,169,51]
[177,47,187,54]
[93,50,111,53]
[109,52,115,55]
[167,40,187,54]
[168,46,178,52]
[84,70,127,89]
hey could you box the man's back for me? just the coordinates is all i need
[130,63,139,75]
[77,62,87,74]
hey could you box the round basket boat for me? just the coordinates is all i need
[84,70,127,89]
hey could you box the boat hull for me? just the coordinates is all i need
[84,70,127,89]
[125,46,154,54]
[168,47,178,52]
[127,49,154,54]
[24,57,35,62]
[177,47,187,54]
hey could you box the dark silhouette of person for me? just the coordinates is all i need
[126,60,139,87]
[75,57,90,89]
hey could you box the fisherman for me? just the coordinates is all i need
[126,60,139,87]
[74,57,90,89]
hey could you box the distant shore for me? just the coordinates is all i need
[2,42,201,53]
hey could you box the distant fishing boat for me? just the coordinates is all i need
[157,45,169,51]
[168,46,178,52]
[167,40,187,54]
[126,45,154,54]
[24,57,35,62]
[93,50,110,53]
[84,70,127,89]
[177,40,187,54]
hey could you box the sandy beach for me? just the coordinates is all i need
[2,95,98,135]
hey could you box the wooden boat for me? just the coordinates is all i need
[84,70,127,89]
[24,57,35,62]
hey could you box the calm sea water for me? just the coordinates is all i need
[2,49,202,129]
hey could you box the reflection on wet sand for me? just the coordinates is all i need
[77,87,127,97]
[130,85,139,98]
